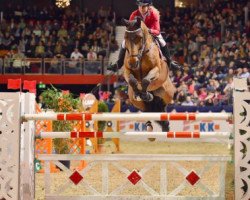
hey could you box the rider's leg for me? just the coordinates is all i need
[157,34,182,72]
[107,41,126,72]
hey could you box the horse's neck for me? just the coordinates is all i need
[142,29,153,46]
[142,31,159,62]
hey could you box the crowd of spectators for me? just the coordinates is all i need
[0,4,118,62]
[157,0,250,107]
[0,1,249,107]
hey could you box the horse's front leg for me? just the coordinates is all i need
[128,73,142,101]
[140,67,160,102]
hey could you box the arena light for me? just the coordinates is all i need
[55,0,71,8]
[175,0,185,8]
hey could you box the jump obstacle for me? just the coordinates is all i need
[39,131,231,139]
[0,78,249,200]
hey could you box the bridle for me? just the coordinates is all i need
[125,28,153,69]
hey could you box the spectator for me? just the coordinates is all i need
[176,90,186,105]
[70,48,83,61]
[181,96,195,106]
[198,88,208,103]
[240,67,250,79]
[48,56,60,74]
[87,48,97,61]
[57,25,68,38]
[35,41,45,57]
[12,48,25,73]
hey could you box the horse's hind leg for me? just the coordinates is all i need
[128,74,141,101]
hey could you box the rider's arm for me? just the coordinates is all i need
[129,9,160,35]
[129,11,138,21]
[148,11,160,35]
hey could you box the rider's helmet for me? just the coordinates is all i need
[136,0,153,6]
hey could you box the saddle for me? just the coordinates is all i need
[153,37,167,62]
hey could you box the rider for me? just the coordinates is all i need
[108,0,182,72]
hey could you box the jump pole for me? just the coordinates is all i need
[39,131,231,139]
[24,112,232,121]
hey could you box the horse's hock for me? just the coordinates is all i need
[0,78,249,200]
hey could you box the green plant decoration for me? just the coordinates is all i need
[97,101,109,144]
[40,86,81,154]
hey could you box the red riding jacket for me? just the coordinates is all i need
[129,6,160,36]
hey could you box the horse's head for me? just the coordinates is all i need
[122,17,147,70]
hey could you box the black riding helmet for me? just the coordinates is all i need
[136,0,153,6]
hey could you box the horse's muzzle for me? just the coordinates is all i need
[128,59,139,70]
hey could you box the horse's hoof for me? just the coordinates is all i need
[145,121,155,141]
[141,92,153,102]
[145,121,153,131]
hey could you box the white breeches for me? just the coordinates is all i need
[156,34,166,47]
[121,40,126,49]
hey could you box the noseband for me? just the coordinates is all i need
[125,28,152,67]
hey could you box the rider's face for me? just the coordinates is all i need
[139,5,149,15]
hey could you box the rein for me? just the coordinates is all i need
[125,28,154,79]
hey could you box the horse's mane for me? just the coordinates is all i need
[140,21,153,42]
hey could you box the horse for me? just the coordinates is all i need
[122,17,176,131]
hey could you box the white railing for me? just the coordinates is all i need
[0,58,109,75]
[38,154,231,200]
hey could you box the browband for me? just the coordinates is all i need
[125,28,142,33]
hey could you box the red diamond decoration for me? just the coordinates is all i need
[186,171,200,186]
[127,170,142,185]
[69,171,83,185]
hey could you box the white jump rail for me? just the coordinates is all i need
[38,153,231,161]
[39,131,231,139]
[23,112,232,121]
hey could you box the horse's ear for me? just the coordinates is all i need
[121,18,130,26]
[135,17,142,27]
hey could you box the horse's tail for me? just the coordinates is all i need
[144,95,166,113]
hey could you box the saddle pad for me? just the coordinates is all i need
[154,39,167,62]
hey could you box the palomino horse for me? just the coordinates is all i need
[122,17,176,131]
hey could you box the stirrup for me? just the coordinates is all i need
[170,60,182,72]
[145,121,153,129]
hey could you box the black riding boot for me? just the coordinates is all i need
[107,47,126,72]
[160,45,182,73]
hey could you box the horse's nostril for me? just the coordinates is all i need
[129,61,135,67]
[129,63,135,68]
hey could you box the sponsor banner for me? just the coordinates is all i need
[119,110,233,133]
